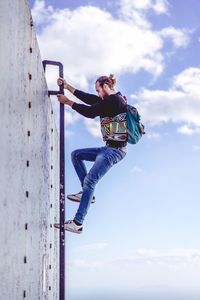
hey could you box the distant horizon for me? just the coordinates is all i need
[67,290,200,300]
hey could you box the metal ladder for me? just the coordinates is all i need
[43,60,65,300]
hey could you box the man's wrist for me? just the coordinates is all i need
[65,83,70,90]
[68,100,75,107]
[65,83,75,94]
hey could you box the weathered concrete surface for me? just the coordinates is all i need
[0,1,59,299]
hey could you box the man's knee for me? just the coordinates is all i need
[71,149,79,161]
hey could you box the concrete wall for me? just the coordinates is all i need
[0,1,59,299]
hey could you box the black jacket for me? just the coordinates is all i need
[72,89,127,147]
[72,90,127,118]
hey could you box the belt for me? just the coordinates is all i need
[106,140,127,147]
[106,144,127,153]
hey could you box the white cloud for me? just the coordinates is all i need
[73,242,108,253]
[84,118,102,138]
[71,259,103,270]
[177,124,200,135]
[153,0,169,14]
[72,248,200,270]
[174,67,200,95]
[119,0,169,19]
[68,248,200,292]
[118,0,169,31]
[146,132,161,139]
[31,0,189,89]
[124,248,200,267]
[160,26,190,47]
[31,0,54,24]
[130,166,143,173]
[33,3,164,82]
[133,67,200,134]
[64,109,79,125]
[31,0,192,138]
[65,129,74,138]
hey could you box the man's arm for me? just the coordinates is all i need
[57,94,109,118]
[65,82,76,94]
[57,77,101,105]
[72,97,117,119]
[74,90,101,105]
[72,103,99,118]
[57,94,74,107]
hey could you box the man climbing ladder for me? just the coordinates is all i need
[54,75,127,234]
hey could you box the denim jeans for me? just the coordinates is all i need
[71,146,126,224]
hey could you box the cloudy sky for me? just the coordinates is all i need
[29,1,200,299]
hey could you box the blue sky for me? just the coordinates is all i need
[29,1,200,299]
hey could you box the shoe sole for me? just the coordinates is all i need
[64,226,82,234]
[54,223,82,234]
[67,195,95,204]
[54,223,61,229]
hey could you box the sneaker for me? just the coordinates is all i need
[54,223,61,229]
[67,191,95,203]
[54,220,83,234]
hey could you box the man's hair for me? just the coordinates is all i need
[96,74,116,89]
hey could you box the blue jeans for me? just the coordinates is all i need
[71,146,126,224]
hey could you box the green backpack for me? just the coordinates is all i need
[126,104,145,144]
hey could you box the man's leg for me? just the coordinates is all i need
[71,147,101,187]
[74,147,126,225]
[67,147,103,202]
